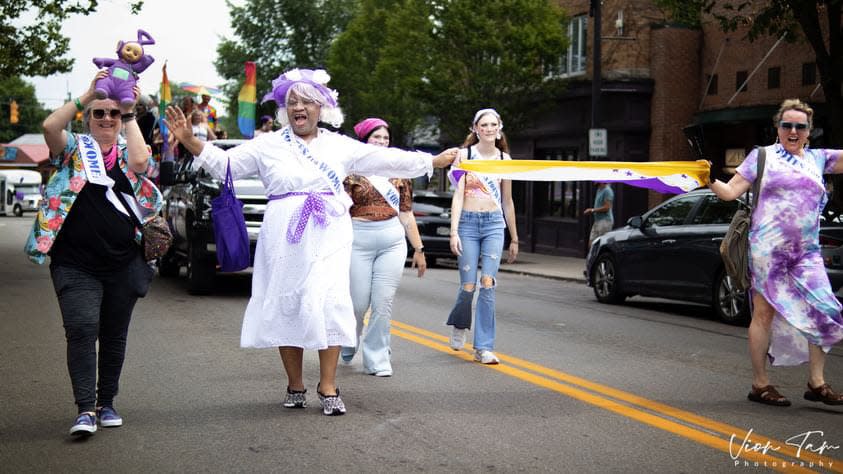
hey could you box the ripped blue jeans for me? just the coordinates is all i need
[446,210,505,351]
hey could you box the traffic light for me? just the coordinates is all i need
[10,100,19,124]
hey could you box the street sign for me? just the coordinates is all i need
[589,128,607,157]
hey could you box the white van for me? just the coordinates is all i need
[0,169,42,216]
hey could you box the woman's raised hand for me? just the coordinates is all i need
[163,106,192,142]
[432,147,460,168]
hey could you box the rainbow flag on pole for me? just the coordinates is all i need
[159,61,172,160]
[454,160,711,194]
[238,61,256,138]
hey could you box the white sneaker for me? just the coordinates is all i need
[474,349,500,365]
[449,328,466,350]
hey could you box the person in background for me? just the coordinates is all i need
[164,68,457,415]
[584,182,614,247]
[710,98,843,406]
[197,93,217,130]
[135,95,157,147]
[340,118,427,377]
[215,128,228,140]
[191,110,216,144]
[254,115,274,136]
[24,71,163,436]
[446,108,519,365]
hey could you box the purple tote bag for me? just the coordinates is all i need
[211,160,250,272]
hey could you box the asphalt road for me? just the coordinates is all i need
[1,216,842,473]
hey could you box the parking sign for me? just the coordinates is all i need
[589,129,607,157]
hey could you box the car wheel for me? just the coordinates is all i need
[713,270,749,325]
[157,249,180,278]
[591,253,625,304]
[13,204,22,217]
[187,241,215,295]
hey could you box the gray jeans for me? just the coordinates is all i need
[50,253,154,413]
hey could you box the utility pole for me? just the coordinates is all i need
[590,0,601,132]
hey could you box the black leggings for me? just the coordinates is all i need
[50,254,153,413]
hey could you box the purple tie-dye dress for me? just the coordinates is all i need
[737,144,843,366]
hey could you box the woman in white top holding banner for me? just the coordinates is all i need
[165,69,457,415]
[446,108,519,364]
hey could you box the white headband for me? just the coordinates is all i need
[472,108,503,130]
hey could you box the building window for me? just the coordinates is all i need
[803,62,817,85]
[706,74,718,95]
[535,148,579,218]
[545,15,587,78]
[767,67,780,89]
[736,70,748,92]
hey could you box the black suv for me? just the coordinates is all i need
[158,139,266,294]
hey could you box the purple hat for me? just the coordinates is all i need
[353,118,389,140]
[262,68,339,107]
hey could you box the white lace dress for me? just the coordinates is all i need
[195,127,432,349]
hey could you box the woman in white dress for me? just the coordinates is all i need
[165,69,457,415]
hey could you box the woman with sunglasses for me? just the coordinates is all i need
[446,108,519,365]
[711,99,843,407]
[24,71,163,436]
[339,118,427,377]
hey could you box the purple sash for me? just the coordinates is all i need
[268,191,342,244]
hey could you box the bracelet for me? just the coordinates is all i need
[414,247,424,254]
[511,241,519,244]
[120,112,136,123]
[74,98,84,112]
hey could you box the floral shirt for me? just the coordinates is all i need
[344,175,412,221]
[24,133,163,265]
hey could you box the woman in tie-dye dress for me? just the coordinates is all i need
[711,99,843,407]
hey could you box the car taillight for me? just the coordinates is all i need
[413,211,429,217]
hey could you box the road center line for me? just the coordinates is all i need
[391,320,841,472]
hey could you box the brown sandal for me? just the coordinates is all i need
[804,383,843,406]
[747,385,791,407]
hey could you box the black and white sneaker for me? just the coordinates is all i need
[283,387,307,408]
[317,385,346,416]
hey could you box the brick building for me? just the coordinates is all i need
[512,0,832,257]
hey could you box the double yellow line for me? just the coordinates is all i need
[391,320,842,473]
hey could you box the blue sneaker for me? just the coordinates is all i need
[96,406,123,427]
[340,346,355,364]
[69,412,97,437]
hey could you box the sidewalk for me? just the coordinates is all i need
[438,251,588,283]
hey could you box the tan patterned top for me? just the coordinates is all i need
[344,175,413,221]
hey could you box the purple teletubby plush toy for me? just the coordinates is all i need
[92,29,156,106]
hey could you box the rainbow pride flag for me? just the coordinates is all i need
[454,159,711,194]
[159,62,173,160]
[238,61,256,138]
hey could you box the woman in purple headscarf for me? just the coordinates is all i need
[165,69,458,415]
[340,118,427,377]
[711,99,843,407]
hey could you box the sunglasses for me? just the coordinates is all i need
[92,108,121,120]
[779,121,809,131]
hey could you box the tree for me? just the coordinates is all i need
[426,0,568,144]
[0,1,143,78]
[328,0,435,145]
[328,0,568,146]
[654,0,843,213]
[214,0,357,123]
[0,76,49,143]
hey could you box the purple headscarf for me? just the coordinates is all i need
[261,68,339,107]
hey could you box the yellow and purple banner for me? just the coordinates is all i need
[454,159,711,194]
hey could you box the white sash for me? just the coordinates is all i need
[770,144,824,189]
[77,134,127,216]
[368,176,401,213]
[469,146,502,210]
[281,127,344,196]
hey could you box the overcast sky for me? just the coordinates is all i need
[25,0,242,115]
